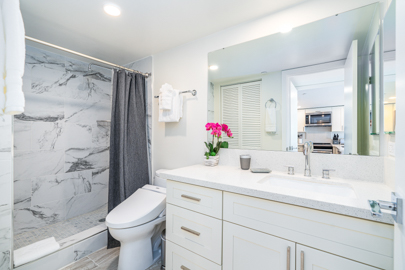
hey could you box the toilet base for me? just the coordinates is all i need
[118,236,153,270]
[109,216,166,270]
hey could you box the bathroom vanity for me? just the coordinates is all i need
[161,165,394,270]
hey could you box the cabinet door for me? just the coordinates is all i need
[340,106,344,131]
[297,109,306,132]
[296,245,379,270]
[223,221,295,270]
[332,106,343,131]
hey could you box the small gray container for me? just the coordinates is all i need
[240,155,251,170]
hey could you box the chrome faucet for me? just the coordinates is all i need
[303,141,313,177]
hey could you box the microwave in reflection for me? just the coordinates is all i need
[305,111,332,127]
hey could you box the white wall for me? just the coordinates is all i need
[152,0,379,171]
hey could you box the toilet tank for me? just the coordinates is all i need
[154,169,168,188]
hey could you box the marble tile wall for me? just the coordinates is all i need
[0,115,13,270]
[13,46,112,235]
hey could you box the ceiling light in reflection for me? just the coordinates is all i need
[104,4,121,16]
[209,65,219,70]
[389,96,396,99]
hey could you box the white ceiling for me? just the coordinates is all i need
[208,3,376,82]
[21,0,307,65]
[293,69,345,108]
[292,69,344,89]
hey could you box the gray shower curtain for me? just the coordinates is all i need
[108,70,150,248]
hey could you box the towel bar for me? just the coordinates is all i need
[154,89,197,98]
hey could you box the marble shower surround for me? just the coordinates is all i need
[13,46,112,235]
[0,115,13,270]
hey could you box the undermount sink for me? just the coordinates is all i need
[258,175,357,199]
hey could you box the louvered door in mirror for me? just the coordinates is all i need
[221,81,261,149]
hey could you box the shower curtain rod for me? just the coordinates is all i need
[25,36,151,78]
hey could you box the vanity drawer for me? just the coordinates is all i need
[223,192,393,270]
[166,241,222,270]
[167,180,222,219]
[166,204,222,264]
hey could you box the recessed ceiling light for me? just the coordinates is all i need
[209,65,218,70]
[280,25,292,33]
[104,4,121,16]
[389,96,396,99]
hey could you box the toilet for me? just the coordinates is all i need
[106,184,167,270]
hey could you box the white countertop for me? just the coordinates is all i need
[160,164,394,224]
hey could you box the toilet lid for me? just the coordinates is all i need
[106,188,166,229]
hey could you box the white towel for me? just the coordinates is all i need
[0,1,5,115]
[159,89,183,122]
[1,0,26,115]
[265,108,277,132]
[14,237,60,267]
[159,83,174,110]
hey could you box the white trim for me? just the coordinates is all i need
[281,60,346,150]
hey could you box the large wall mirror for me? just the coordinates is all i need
[208,1,395,156]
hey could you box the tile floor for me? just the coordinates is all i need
[61,247,162,270]
[14,206,107,249]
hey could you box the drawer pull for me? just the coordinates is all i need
[181,194,201,202]
[301,251,304,270]
[180,266,190,270]
[286,246,290,270]
[181,226,201,236]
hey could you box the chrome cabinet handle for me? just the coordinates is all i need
[181,194,201,202]
[301,251,304,270]
[286,246,290,270]
[181,266,190,270]
[181,226,201,236]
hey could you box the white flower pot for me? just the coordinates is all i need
[204,155,220,166]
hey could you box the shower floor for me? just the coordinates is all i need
[14,205,108,250]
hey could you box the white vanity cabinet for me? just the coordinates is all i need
[223,221,295,270]
[165,180,394,270]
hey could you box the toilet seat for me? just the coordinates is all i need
[106,185,166,229]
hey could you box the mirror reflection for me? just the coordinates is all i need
[208,2,395,156]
